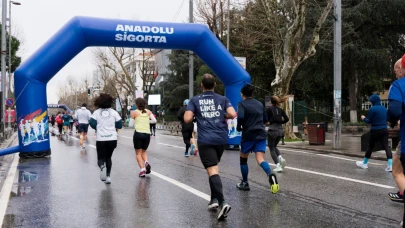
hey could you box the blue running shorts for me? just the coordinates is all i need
[241,139,266,154]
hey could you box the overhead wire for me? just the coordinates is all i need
[249,83,334,119]
[172,0,187,22]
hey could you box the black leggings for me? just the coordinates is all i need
[57,124,63,134]
[150,124,156,135]
[96,140,117,176]
[267,132,281,164]
[182,129,193,151]
[365,128,392,159]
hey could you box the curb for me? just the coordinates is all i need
[0,132,19,197]
[0,132,18,159]
[155,129,387,161]
[279,144,388,161]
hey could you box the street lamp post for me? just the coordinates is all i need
[8,1,21,98]
[1,0,7,138]
[226,0,230,50]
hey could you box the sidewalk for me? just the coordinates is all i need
[153,128,390,161]
[0,132,18,192]
[280,132,394,161]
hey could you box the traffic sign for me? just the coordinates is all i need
[5,98,14,107]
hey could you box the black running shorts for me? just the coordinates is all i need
[77,123,89,133]
[198,143,225,169]
[133,131,151,150]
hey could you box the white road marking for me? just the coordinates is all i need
[119,135,132,139]
[63,140,207,198]
[158,142,394,189]
[267,163,394,189]
[280,148,384,166]
[159,143,185,149]
[70,137,96,148]
[151,171,210,201]
[0,154,19,226]
[159,142,383,166]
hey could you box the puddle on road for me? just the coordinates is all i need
[18,171,39,182]
[7,171,37,198]
[10,184,33,197]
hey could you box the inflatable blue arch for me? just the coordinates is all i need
[0,16,251,157]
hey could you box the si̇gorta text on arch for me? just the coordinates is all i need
[115,24,174,43]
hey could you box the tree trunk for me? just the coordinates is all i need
[348,68,359,123]
[282,99,297,139]
[272,61,298,140]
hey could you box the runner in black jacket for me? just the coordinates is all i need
[266,96,289,172]
[177,99,195,157]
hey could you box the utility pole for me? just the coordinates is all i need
[1,0,7,138]
[333,0,342,149]
[226,0,230,50]
[7,0,11,99]
[133,59,136,102]
[8,1,19,99]
[189,0,194,99]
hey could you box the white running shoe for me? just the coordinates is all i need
[82,143,86,149]
[100,165,107,181]
[105,176,111,184]
[273,164,283,172]
[279,156,286,168]
[356,161,368,169]
[385,166,392,172]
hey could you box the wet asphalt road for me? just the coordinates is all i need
[1,128,403,228]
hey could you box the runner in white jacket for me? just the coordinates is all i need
[149,112,157,136]
[74,103,92,148]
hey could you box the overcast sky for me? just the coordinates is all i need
[11,0,190,103]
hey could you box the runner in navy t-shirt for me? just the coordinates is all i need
[236,84,279,194]
[387,58,405,203]
[387,54,405,226]
[184,74,237,220]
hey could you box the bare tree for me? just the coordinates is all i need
[240,0,333,138]
[56,74,92,111]
[195,0,228,41]
[93,47,137,98]
[93,47,139,118]
[137,49,158,98]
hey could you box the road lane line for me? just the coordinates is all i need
[67,141,208,199]
[70,137,96,149]
[317,154,383,165]
[159,143,185,149]
[268,163,394,189]
[159,142,383,166]
[157,142,394,189]
[151,171,210,201]
[280,148,384,166]
[119,136,132,139]
[0,154,19,226]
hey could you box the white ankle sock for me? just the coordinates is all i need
[141,168,146,171]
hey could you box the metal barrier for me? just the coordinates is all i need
[156,123,181,134]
